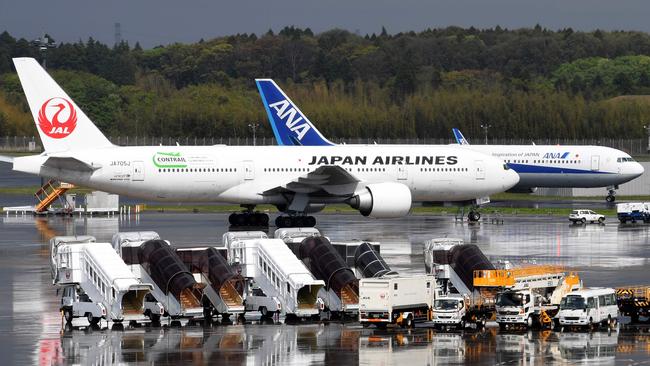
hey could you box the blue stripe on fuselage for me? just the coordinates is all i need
[508,163,612,174]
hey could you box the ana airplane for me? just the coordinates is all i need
[0,58,519,227]
[257,79,644,203]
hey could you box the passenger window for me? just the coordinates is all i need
[599,295,606,306]
[588,297,596,308]
[394,283,398,290]
[426,282,431,289]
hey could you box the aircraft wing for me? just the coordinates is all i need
[262,165,360,196]
[42,156,100,172]
[0,155,13,163]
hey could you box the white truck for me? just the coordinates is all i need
[431,294,491,329]
[359,275,437,328]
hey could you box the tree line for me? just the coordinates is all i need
[1,26,650,140]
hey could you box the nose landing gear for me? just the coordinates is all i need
[605,186,618,203]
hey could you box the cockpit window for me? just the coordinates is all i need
[503,164,510,170]
[617,157,635,163]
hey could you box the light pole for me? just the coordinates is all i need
[248,123,259,146]
[644,124,650,153]
[33,34,55,69]
[480,124,491,145]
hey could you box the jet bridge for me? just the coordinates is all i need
[223,231,324,318]
[50,236,153,324]
[112,232,204,320]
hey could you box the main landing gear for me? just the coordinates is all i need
[468,210,481,222]
[229,205,269,227]
[275,215,317,228]
[606,186,618,203]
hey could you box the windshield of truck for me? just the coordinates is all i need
[560,295,586,310]
[434,299,459,310]
[496,292,524,307]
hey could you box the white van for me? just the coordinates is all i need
[558,288,618,329]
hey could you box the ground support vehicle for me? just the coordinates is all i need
[473,265,582,330]
[359,275,437,328]
[569,210,605,224]
[558,288,618,330]
[431,294,493,330]
[616,286,650,323]
[616,203,650,224]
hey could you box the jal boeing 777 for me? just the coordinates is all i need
[0,58,518,227]
[256,79,644,205]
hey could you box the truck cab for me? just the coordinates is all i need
[496,289,538,328]
[432,296,467,329]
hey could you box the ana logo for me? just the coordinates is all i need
[38,97,77,139]
[268,99,311,141]
[543,152,570,159]
[153,152,187,168]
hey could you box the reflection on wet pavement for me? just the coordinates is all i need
[2,212,650,365]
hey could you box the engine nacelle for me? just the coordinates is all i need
[348,182,412,218]
[506,186,538,194]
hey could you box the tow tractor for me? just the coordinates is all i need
[616,286,650,323]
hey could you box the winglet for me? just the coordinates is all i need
[452,128,470,145]
[255,79,335,146]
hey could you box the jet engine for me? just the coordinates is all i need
[347,182,412,218]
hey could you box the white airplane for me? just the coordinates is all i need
[0,58,519,227]
[256,79,644,203]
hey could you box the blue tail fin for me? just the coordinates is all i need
[256,79,335,146]
[452,128,470,145]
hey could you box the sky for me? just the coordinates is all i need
[0,0,649,48]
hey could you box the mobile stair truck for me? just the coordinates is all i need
[359,275,438,328]
[223,231,325,320]
[175,247,246,321]
[112,232,205,322]
[275,228,361,320]
[50,235,153,325]
[424,238,496,330]
[616,202,650,224]
[473,265,582,330]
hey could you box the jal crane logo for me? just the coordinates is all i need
[38,97,77,139]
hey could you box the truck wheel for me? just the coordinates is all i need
[457,320,466,330]
[598,217,605,224]
[149,313,161,324]
[526,315,534,328]
[203,307,213,321]
[581,218,586,224]
[87,313,100,326]
[401,315,414,329]
[63,309,73,323]
[498,323,507,331]
[260,307,269,319]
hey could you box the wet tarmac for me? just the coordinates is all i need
[1,211,650,365]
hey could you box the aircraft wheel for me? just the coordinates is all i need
[228,213,238,226]
[257,213,270,226]
[468,211,481,222]
[64,308,73,324]
[606,195,615,203]
[305,216,316,227]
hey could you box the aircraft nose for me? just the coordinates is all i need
[631,162,645,177]
[504,166,520,190]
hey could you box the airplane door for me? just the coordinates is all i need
[591,156,600,171]
[475,160,485,180]
[397,166,407,180]
[132,161,144,181]
[243,161,255,180]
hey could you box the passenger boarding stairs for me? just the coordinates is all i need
[51,236,153,322]
[35,180,74,213]
[223,232,324,317]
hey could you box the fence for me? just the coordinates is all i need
[1,136,649,154]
